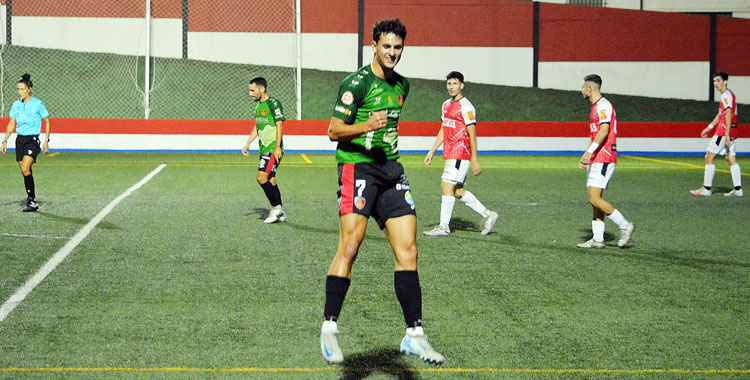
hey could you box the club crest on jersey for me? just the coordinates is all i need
[341,91,354,106]
[404,191,415,209]
[261,109,267,116]
[398,95,404,107]
[354,196,366,210]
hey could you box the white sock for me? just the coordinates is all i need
[704,164,716,189]
[592,220,605,242]
[460,190,489,218]
[730,164,742,189]
[440,196,455,227]
[606,209,629,229]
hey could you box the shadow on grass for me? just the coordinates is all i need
[338,348,422,380]
[246,207,269,221]
[37,211,120,230]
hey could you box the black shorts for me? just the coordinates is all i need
[15,135,41,162]
[337,160,416,229]
[257,152,281,178]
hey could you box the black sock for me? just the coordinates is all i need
[394,270,422,328]
[736,186,742,190]
[260,181,278,206]
[324,276,351,321]
[24,174,35,200]
[704,186,712,190]
[271,183,282,206]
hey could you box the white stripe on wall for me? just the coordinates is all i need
[188,32,297,67]
[31,134,747,154]
[302,33,358,72]
[539,61,711,101]
[364,46,534,87]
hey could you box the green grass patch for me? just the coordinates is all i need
[0,152,748,379]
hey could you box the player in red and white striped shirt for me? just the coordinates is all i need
[423,71,498,237]
[577,74,634,249]
[691,72,743,197]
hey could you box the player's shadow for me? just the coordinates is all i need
[36,211,121,230]
[339,348,422,380]
[579,229,615,243]
[246,207,270,221]
[449,217,479,233]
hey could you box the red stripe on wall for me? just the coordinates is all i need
[539,4,709,62]
[364,0,532,47]
[20,118,748,139]
[10,0,182,18]
[302,0,358,33]
[189,0,295,33]
[716,17,750,76]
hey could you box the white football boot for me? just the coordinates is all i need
[264,205,285,224]
[320,320,344,364]
[577,238,605,249]
[423,225,450,237]
[400,326,445,365]
[690,187,712,197]
[724,189,743,197]
[481,211,499,235]
[617,223,635,248]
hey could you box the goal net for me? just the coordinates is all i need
[0,0,299,120]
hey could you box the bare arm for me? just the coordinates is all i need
[328,112,386,142]
[42,118,51,154]
[424,128,444,166]
[1,118,15,154]
[724,107,733,147]
[467,124,481,175]
[273,121,283,160]
[701,112,721,137]
[242,126,258,156]
[579,123,609,170]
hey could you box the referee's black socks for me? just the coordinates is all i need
[24,173,35,200]
[394,270,423,328]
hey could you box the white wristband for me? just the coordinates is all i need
[586,142,600,154]
[707,123,714,130]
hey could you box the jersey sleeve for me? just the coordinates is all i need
[460,99,477,126]
[721,91,734,110]
[38,100,50,119]
[597,102,613,125]
[268,98,285,122]
[332,75,367,124]
[8,102,18,120]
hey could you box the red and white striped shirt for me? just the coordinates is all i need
[589,97,617,164]
[441,97,476,160]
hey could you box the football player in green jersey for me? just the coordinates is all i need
[242,77,286,223]
[319,18,445,366]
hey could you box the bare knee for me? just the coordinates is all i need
[256,173,268,185]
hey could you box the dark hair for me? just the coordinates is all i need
[583,74,602,87]
[372,18,407,43]
[446,71,464,83]
[249,77,267,89]
[18,73,33,88]
[713,72,729,81]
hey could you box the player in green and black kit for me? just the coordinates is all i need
[318,18,445,366]
[242,77,286,224]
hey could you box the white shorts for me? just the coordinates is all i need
[706,135,737,156]
[586,162,616,189]
[441,158,470,186]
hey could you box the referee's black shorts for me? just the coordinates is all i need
[15,135,41,162]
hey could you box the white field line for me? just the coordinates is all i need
[1,233,67,240]
[0,164,167,324]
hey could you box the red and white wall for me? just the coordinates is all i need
[2,118,747,155]
[2,0,748,101]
